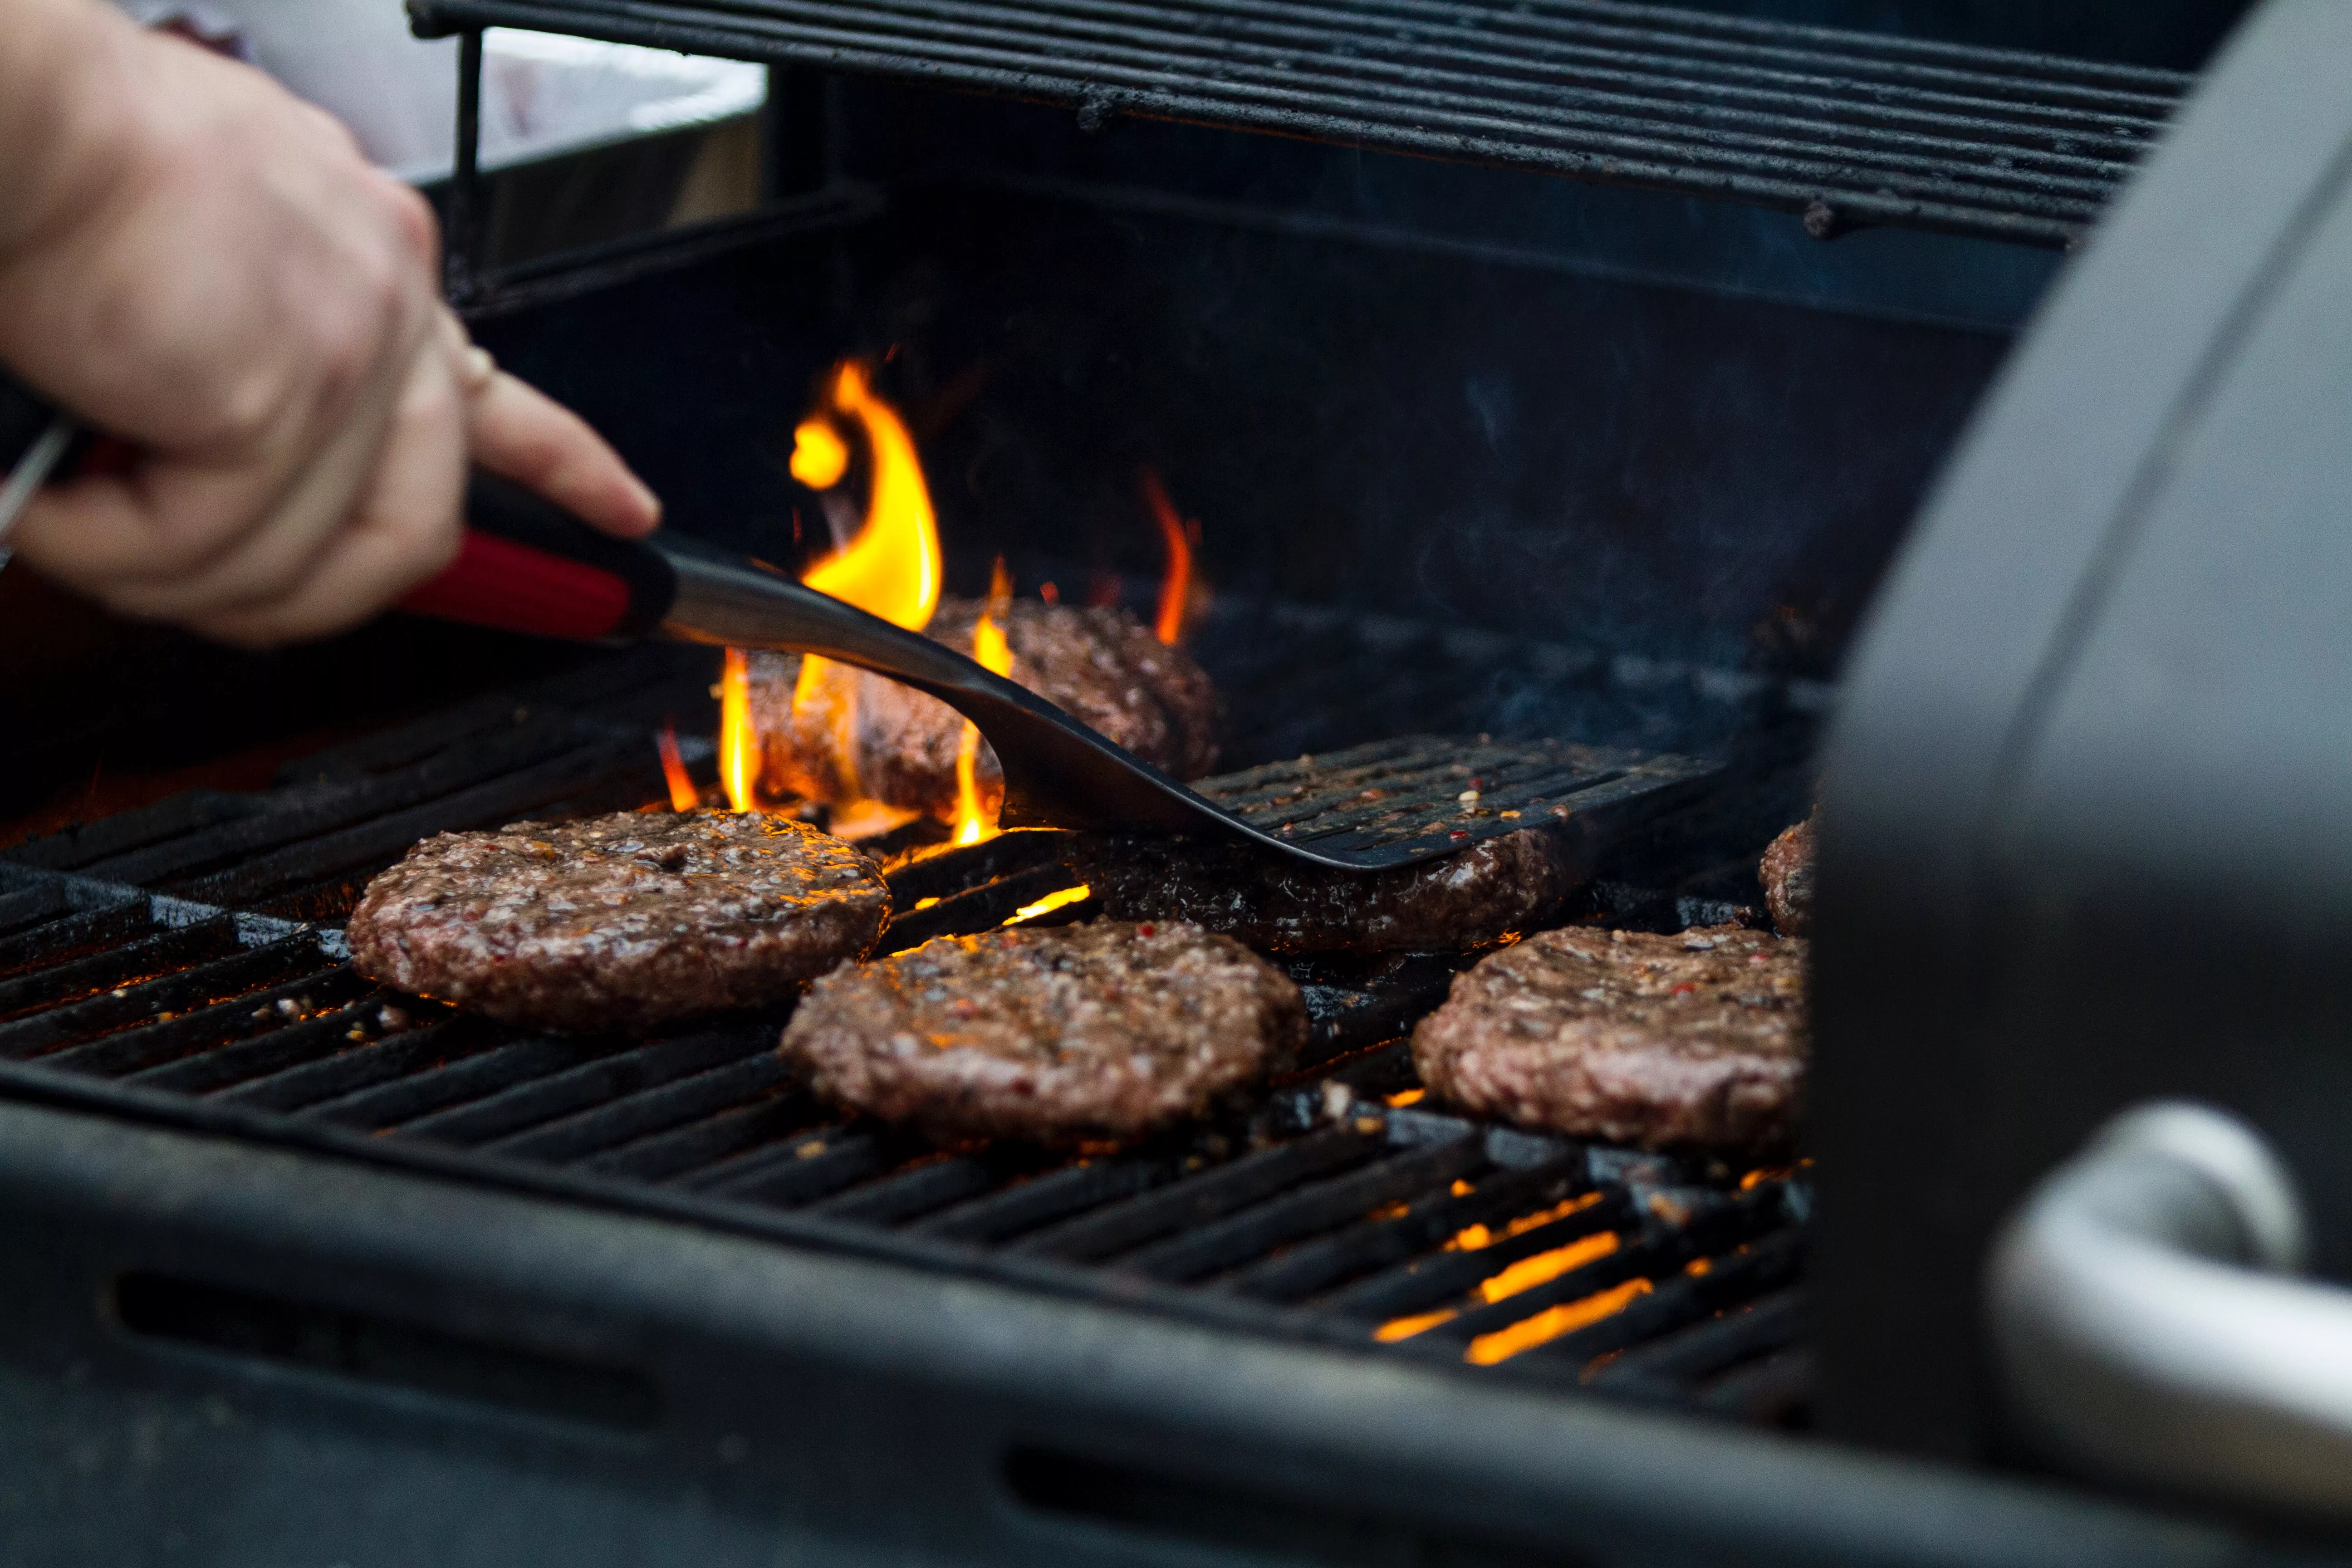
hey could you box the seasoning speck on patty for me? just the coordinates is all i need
[348,810,888,1034]
[780,920,1305,1143]
[1412,924,1806,1156]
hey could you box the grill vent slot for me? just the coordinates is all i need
[113,1272,662,1432]
[1005,1446,1590,1567]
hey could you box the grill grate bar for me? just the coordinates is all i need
[581,1089,814,1180]
[484,1050,797,1164]
[1323,1186,1632,1319]
[1014,1122,1387,1262]
[1115,1132,1487,1282]
[124,982,395,1096]
[33,952,360,1080]
[411,0,2186,243]
[908,1151,1180,1242]
[0,921,259,1048]
[398,1026,773,1148]
[227,1019,484,1113]
[0,898,150,976]
[1413,1186,1782,1344]
[75,723,603,888]
[1219,1153,1588,1302]
[1512,1224,1804,1375]
[701,1127,894,1205]
[806,1149,1052,1225]
[162,740,653,907]
[291,1028,580,1126]
[1585,1283,1805,1393]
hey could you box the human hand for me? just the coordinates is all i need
[0,0,659,646]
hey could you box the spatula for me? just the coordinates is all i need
[1,380,1714,871]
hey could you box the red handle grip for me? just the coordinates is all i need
[398,529,637,640]
[394,472,676,642]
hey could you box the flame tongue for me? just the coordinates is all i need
[798,361,941,632]
[1141,466,1200,646]
[953,558,1015,846]
[715,357,947,833]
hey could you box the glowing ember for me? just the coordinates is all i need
[1004,884,1092,926]
[953,558,1016,846]
[657,724,698,812]
[1139,466,1197,645]
[719,649,757,813]
[1464,1278,1654,1366]
[1470,1231,1618,1304]
[1443,1191,1603,1253]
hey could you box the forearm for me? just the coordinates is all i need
[0,0,143,274]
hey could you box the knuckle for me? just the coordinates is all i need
[382,182,442,270]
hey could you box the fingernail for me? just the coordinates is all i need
[630,475,662,525]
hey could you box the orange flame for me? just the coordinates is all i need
[657,724,699,812]
[953,558,1015,846]
[1139,466,1196,645]
[719,650,757,813]
[798,360,941,629]
[718,359,944,829]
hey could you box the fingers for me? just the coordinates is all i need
[465,348,662,539]
[12,313,466,645]
[191,329,470,645]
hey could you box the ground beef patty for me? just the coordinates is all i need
[781,921,1305,1142]
[749,598,1220,822]
[349,810,888,1034]
[1066,827,1583,952]
[1758,813,1815,937]
[1412,925,1806,1156]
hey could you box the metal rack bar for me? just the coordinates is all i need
[407,0,2192,245]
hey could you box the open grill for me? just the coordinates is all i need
[412,0,2190,245]
[0,627,1811,1423]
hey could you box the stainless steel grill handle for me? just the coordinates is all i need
[1985,1100,2352,1518]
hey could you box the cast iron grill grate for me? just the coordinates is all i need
[0,622,1813,1417]
[0,858,1807,1420]
[409,0,2190,245]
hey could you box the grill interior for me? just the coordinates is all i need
[414,0,2190,245]
[1,625,1813,1425]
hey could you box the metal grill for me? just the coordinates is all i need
[409,0,2191,246]
[0,624,1814,1421]
[0,857,1806,1416]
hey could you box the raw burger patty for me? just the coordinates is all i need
[1412,925,1806,1156]
[780,920,1305,1142]
[749,598,1220,821]
[1758,813,1815,937]
[349,810,888,1034]
[1066,827,1583,952]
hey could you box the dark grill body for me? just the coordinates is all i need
[0,0,2318,1563]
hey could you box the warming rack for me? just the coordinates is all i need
[407,0,2191,248]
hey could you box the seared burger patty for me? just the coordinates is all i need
[1412,925,1805,1156]
[750,598,1220,822]
[349,810,888,1034]
[1758,813,1815,938]
[1066,827,1583,952]
[780,920,1304,1143]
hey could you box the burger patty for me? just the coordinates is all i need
[1411,924,1806,1156]
[1065,826,1583,952]
[749,598,1220,821]
[780,920,1305,1142]
[348,810,888,1034]
[1758,813,1815,938]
